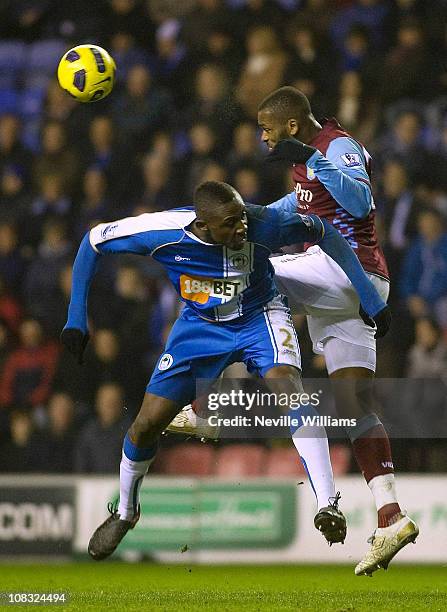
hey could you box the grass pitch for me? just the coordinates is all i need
[0,563,445,611]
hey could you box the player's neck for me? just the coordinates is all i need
[299,116,322,145]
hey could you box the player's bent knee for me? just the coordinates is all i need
[264,364,301,379]
[264,365,303,395]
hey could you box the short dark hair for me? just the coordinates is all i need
[258,86,311,122]
[194,181,238,219]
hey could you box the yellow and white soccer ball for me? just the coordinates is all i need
[57,44,116,103]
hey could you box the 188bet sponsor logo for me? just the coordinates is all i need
[179,274,242,304]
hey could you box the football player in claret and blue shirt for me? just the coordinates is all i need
[257,86,419,575]
[61,180,390,560]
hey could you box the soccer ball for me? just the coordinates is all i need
[57,44,116,103]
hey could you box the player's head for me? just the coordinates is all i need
[194,181,247,250]
[258,86,312,149]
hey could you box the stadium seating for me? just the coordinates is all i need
[329,444,351,476]
[0,41,27,88]
[215,444,266,477]
[265,446,307,477]
[27,39,67,74]
[162,443,216,476]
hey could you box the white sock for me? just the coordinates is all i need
[292,416,336,510]
[118,453,154,521]
[368,473,399,512]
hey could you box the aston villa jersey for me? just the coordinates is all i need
[291,118,389,280]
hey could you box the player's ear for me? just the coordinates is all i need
[195,219,208,231]
[287,119,299,136]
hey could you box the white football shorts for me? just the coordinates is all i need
[271,245,390,374]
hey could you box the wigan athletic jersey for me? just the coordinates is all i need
[89,204,323,322]
[290,118,389,280]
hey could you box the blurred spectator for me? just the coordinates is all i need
[153,20,190,98]
[233,165,263,203]
[109,31,151,85]
[339,24,370,74]
[0,318,59,410]
[181,0,232,52]
[41,80,88,150]
[379,159,415,247]
[236,25,287,118]
[0,163,31,226]
[235,0,286,34]
[336,72,366,135]
[0,222,27,295]
[330,0,391,52]
[181,63,240,139]
[83,114,135,204]
[0,410,48,473]
[293,0,336,41]
[134,153,175,213]
[82,328,143,409]
[285,21,336,106]
[77,167,111,238]
[200,25,243,81]
[380,17,433,104]
[400,208,447,327]
[74,382,130,473]
[200,160,227,184]
[0,275,22,336]
[38,263,72,341]
[406,318,447,380]
[0,114,31,177]
[149,131,174,160]
[40,392,77,473]
[226,121,263,172]
[0,319,11,374]
[183,122,221,199]
[26,174,72,247]
[22,219,72,330]
[107,0,153,48]
[32,120,80,195]
[112,64,174,151]
[375,110,429,182]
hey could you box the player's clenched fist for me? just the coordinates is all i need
[60,328,90,364]
[266,138,318,165]
[359,304,392,338]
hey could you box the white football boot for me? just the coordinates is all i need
[355,513,419,576]
[165,405,220,440]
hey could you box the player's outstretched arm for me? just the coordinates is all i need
[270,207,390,336]
[62,214,165,362]
[61,233,100,364]
[316,218,391,337]
[267,138,372,220]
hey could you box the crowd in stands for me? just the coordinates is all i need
[0,0,446,475]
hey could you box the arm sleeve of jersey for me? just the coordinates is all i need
[306,137,372,220]
[64,233,100,333]
[317,219,386,317]
[266,191,297,215]
[271,206,324,247]
[65,214,165,332]
[89,214,161,255]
